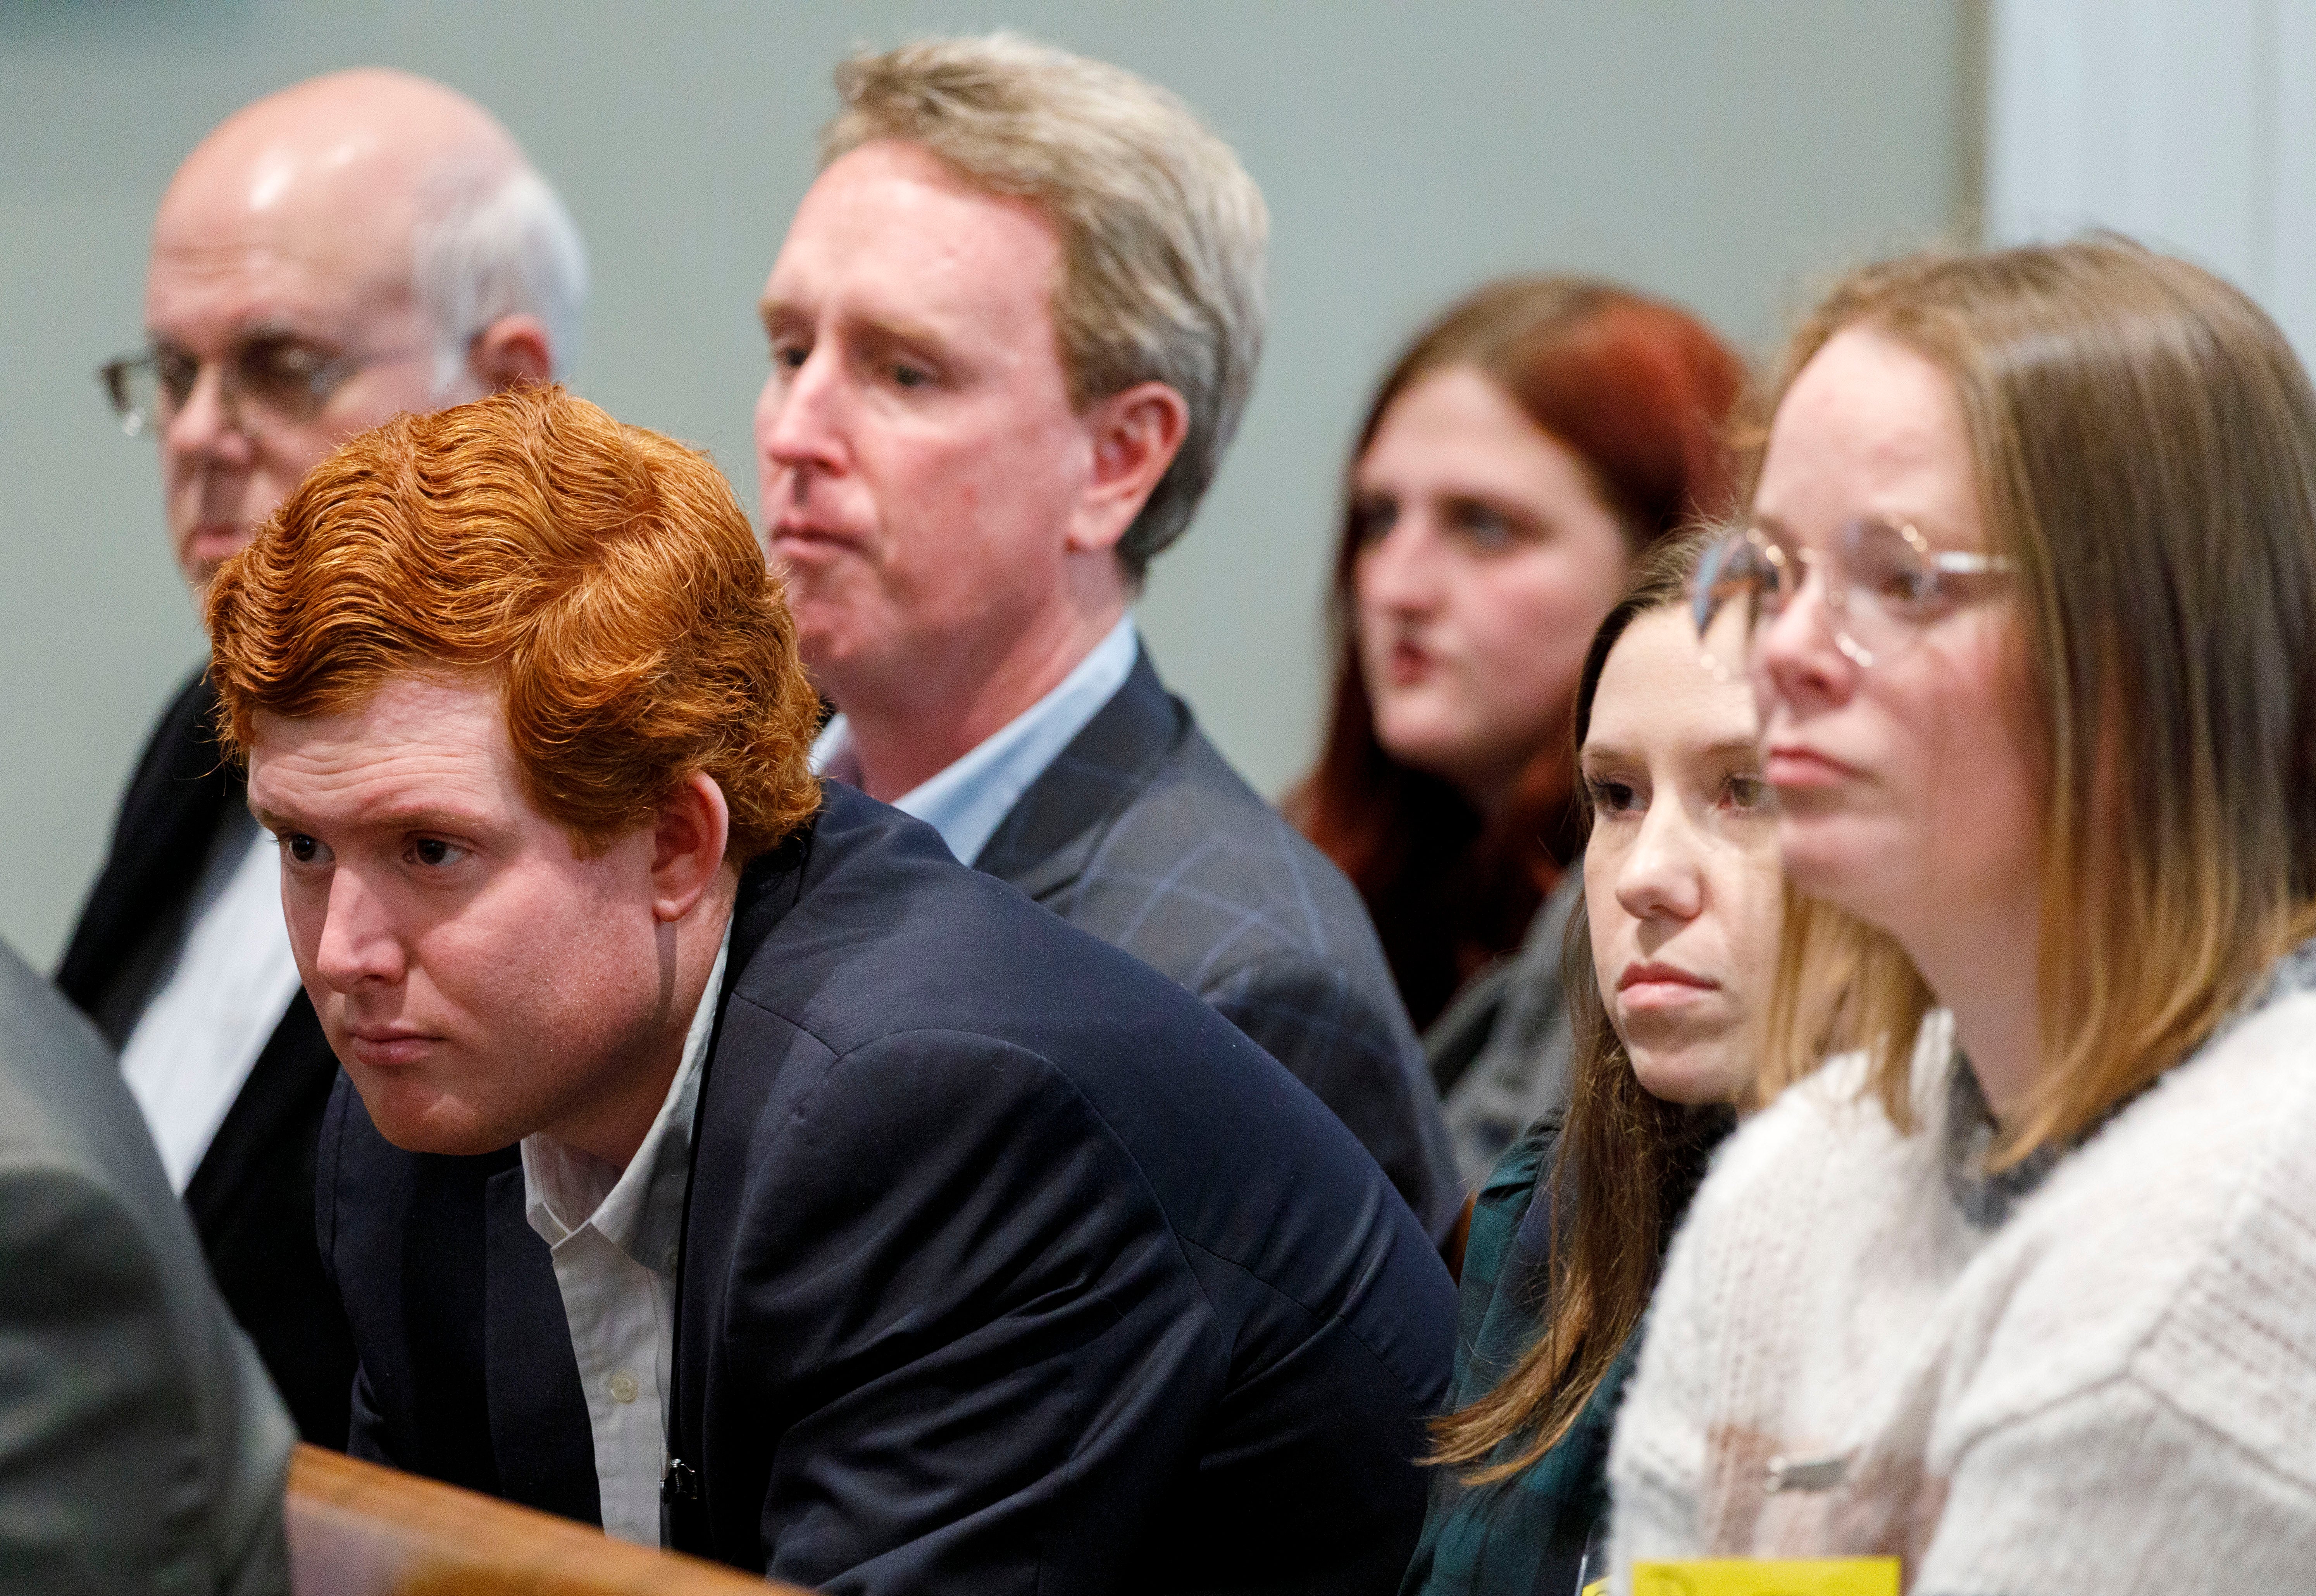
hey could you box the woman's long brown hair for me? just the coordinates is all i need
[1290,279,1744,1030]
[1429,529,1748,1482]
[1751,241,2316,1162]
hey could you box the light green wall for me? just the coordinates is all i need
[0,0,1975,968]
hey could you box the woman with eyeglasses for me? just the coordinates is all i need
[1290,279,1744,1181]
[1608,240,2316,1587]
[1401,528,1786,1596]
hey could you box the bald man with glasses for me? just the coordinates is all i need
[58,67,586,1448]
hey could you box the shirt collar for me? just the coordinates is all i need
[521,917,734,1277]
[812,613,1139,866]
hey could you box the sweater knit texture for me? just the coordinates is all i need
[1606,946,2316,1593]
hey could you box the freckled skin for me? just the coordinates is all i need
[245,673,727,1164]
[1581,608,1782,1106]
[1351,367,1633,816]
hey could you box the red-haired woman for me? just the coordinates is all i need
[1292,278,1744,1177]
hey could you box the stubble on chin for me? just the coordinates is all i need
[350,1069,510,1158]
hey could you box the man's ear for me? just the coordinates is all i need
[1066,380,1190,555]
[467,313,555,393]
[649,771,731,923]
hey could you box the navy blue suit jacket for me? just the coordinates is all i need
[319,783,1455,1595]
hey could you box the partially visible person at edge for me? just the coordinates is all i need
[209,384,1455,1594]
[1400,530,1789,1596]
[0,939,293,1594]
[1610,239,2316,1591]
[757,34,1458,1238]
[1289,279,1744,1181]
[54,68,584,1448]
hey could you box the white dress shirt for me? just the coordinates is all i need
[118,808,305,1193]
[812,613,1140,866]
[521,924,731,1547]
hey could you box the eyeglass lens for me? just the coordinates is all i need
[1692,519,1939,675]
[102,338,353,437]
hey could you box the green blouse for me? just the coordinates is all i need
[1399,1122,1637,1596]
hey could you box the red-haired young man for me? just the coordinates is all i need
[209,384,1453,1595]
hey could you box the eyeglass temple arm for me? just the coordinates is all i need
[1931,552,2014,575]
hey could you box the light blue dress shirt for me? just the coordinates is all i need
[812,614,1140,866]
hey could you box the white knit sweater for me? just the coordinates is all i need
[1607,970,2316,1593]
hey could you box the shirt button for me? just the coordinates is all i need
[609,1371,639,1404]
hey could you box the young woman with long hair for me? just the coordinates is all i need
[1402,529,1788,1596]
[1610,238,2316,1587]
[1291,279,1744,1176]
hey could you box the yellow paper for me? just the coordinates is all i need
[1630,1559,1899,1596]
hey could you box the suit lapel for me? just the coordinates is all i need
[55,668,238,1037]
[77,674,322,1284]
[180,992,332,1239]
[667,823,818,1559]
[481,1165,601,1526]
[969,646,1186,902]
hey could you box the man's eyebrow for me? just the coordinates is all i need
[150,316,329,358]
[849,313,949,353]
[758,298,950,355]
[246,800,490,834]
[218,314,309,343]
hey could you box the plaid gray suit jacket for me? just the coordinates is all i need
[974,648,1460,1241]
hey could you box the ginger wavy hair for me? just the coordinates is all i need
[205,383,824,862]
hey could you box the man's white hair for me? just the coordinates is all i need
[414,160,588,395]
[823,33,1268,580]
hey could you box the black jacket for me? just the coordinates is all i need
[321,783,1456,1595]
[54,667,355,1448]
[974,647,1461,1241]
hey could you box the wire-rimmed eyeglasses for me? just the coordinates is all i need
[1690,518,2015,673]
